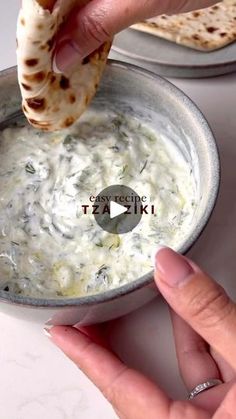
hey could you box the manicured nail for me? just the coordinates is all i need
[45,318,53,326]
[54,39,83,73]
[43,326,52,338]
[151,245,166,266]
[155,248,193,287]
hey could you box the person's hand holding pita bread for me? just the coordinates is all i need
[18,0,229,130]
[54,0,218,72]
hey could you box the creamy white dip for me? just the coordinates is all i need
[0,111,197,298]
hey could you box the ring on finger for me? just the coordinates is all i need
[188,378,223,400]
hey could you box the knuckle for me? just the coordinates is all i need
[81,15,111,43]
[188,285,235,329]
[101,366,129,407]
[102,384,120,406]
[181,339,207,358]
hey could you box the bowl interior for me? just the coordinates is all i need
[0,61,220,307]
[91,62,219,253]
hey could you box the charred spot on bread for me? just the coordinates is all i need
[20,18,25,25]
[207,27,217,33]
[193,12,200,18]
[220,32,227,37]
[192,34,200,40]
[60,76,70,90]
[24,71,46,82]
[62,117,75,128]
[25,58,39,67]
[82,56,90,65]
[47,36,55,51]
[21,83,32,91]
[37,24,44,30]
[50,74,56,84]
[69,94,76,104]
[26,98,46,111]
[212,5,219,10]
[37,0,56,12]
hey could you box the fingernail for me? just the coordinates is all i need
[43,326,52,338]
[151,245,166,266]
[45,317,53,326]
[54,40,83,73]
[155,248,193,287]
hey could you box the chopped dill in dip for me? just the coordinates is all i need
[0,110,197,298]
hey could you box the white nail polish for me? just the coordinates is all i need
[52,55,62,74]
[45,317,53,326]
[43,326,52,338]
[151,245,167,267]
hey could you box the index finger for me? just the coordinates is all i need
[49,325,171,419]
[155,248,236,371]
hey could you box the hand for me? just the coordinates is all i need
[46,248,236,418]
[54,0,217,72]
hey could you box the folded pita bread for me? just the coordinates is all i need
[132,1,236,52]
[17,0,111,131]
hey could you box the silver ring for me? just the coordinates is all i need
[188,379,223,400]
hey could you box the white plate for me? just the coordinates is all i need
[112,29,236,78]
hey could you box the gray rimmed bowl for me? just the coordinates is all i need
[0,61,220,325]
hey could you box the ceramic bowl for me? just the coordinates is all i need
[0,61,220,325]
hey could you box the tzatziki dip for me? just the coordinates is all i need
[0,110,197,298]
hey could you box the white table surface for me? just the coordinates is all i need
[0,2,236,418]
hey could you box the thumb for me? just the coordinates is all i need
[54,0,217,73]
[155,248,236,371]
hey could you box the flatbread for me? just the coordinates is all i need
[17,0,111,131]
[132,1,236,52]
